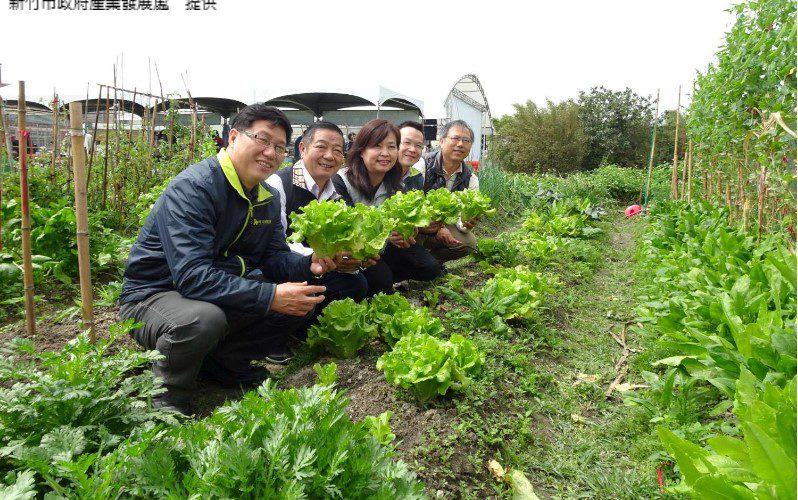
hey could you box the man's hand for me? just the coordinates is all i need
[388,231,414,248]
[271,282,326,316]
[463,217,480,231]
[334,251,362,272]
[310,253,337,276]
[436,227,462,247]
[418,220,444,234]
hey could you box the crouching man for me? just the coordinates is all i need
[119,104,335,415]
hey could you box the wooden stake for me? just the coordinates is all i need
[0,96,15,171]
[671,86,681,199]
[50,93,59,187]
[686,140,694,203]
[68,103,95,342]
[757,162,767,243]
[127,87,137,144]
[742,198,750,232]
[87,86,102,186]
[644,89,660,211]
[17,82,36,337]
[102,86,111,210]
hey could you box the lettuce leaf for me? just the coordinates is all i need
[377,333,483,402]
[456,189,496,221]
[308,298,377,358]
[380,190,432,239]
[424,188,463,224]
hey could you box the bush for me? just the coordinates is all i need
[493,99,587,175]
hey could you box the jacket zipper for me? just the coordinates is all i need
[223,198,271,257]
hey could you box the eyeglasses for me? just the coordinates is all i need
[240,130,287,156]
[400,140,424,151]
[446,135,473,145]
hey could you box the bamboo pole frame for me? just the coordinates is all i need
[87,87,102,186]
[686,140,694,203]
[18,82,36,336]
[644,89,660,212]
[69,102,95,342]
[670,86,681,199]
[50,93,59,187]
[102,86,111,210]
[0,96,15,171]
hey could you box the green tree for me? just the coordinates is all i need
[492,99,587,175]
[654,110,687,166]
[577,86,654,169]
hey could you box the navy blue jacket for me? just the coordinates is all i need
[120,151,312,316]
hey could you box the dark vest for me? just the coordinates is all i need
[422,150,473,193]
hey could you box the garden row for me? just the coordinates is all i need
[0,164,648,497]
[629,201,796,498]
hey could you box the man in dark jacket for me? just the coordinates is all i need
[419,119,480,263]
[119,104,336,415]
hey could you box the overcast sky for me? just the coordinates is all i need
[0,0,735,118]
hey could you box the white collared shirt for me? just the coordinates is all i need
[266,161,338,256]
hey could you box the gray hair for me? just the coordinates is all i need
[439,120,474,141]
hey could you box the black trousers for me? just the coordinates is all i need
[119,291,308,405]
[362,242,442,297]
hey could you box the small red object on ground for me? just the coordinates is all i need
[471,160,479,172]
[625,204,642,218]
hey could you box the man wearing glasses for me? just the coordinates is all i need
[119,104,336,415]
[419,120,480,263]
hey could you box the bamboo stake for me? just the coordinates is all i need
[644,89,660,212]
[736,159,744,219]
[0,96,15,171]
[17,82,36,336]
[112,66,121,211]
[725,180,731,211]
[742,198,750,232]
[715,172,722,203]
[671,86,681,199]
[87,86,102,186]
[679,157,687,200]
[50,93,59,187]
[757,162,767,243]
[68,103,95,342]
[127,87,137,143]
[686,140,694,203]
[102,87,110,210]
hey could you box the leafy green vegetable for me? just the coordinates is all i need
[377,333,483,402]
[424,188,462,224]
[92,381,425,499]
[379,190,432,239]
[349,204,392,260]
[288,199,355,258]
[381,307,445,347]
[308,298,377,358]
[487,266,555,320]
[369,292,412,323]
[289,200,391,260]
[658,370,796,499]
[474,237,520,268]
[365,411,396,447]
[456,189,496,221]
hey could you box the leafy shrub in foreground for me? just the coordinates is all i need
[0,320,174,480]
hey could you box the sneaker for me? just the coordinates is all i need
[151,395,192,417]
[263,346,294,365]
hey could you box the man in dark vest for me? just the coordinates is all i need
[267,121,369,331]
[419,119,480,263]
